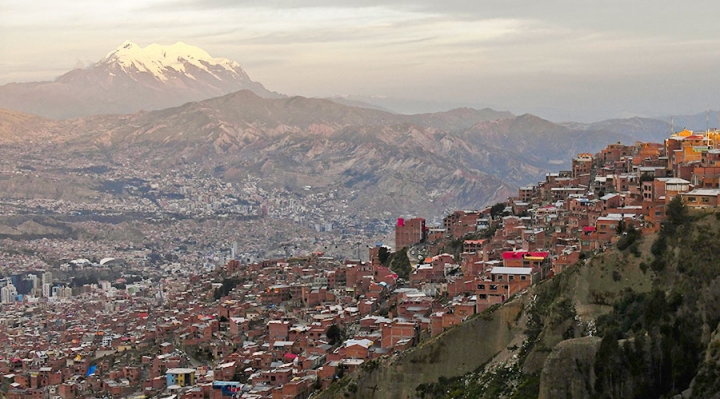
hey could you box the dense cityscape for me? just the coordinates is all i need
[2,126,719,398]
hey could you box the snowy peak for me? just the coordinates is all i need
[118,40,141,51]
[99,41,245,82]
[0,40,281,119]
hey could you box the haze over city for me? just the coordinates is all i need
[2,0,720,122]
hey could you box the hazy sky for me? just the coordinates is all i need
[2,0,720,122]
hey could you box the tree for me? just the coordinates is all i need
[665,195,688,231]
[594,328,624,397]
[378,246,391,265]
[326,324,343,346]
[616,219,625,234]
[390,248,412,280]
[617,224,641,251]
[490,203,506,220]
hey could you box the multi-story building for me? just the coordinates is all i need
[395,218,426,250]
[1,284,17,304]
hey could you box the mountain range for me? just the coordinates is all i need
[654,110,720,132]
[0,41,279,119]
[0,41,689,218]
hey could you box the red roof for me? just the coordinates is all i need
[583,226,596,232]
[501,251,549,260]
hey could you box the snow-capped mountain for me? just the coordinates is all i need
[0,41,280,119]
[101,40,244,82]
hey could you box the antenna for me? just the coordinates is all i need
[671,117,674,135]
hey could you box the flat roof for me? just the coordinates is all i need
[684,189,720,196]
[490,267,533,275]
[166,368,195,374]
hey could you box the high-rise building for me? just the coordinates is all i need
[42,283,51,298]
[1,284,17,304]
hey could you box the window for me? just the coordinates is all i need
[688,197,696,202]
[490,285,498,291]
[477,284,485,290]
[479,294,487,299]
[497,275,503,280]
[520,275,527,281]
[509,275,514,281]
[702,197,710,203]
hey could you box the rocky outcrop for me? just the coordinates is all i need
[538,336,601,399]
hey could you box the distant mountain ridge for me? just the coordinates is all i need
[0,90,660,218]
[654,110,720,132]
[562,117,671,143]
[0,41,280,119]
[457,114,633,183]
[47,90,518,215]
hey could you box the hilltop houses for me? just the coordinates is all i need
[5,128,720,399]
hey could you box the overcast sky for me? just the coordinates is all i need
[1,0,720,122]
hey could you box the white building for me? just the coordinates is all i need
[1,284,17,304]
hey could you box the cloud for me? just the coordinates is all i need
[3,0,720,120]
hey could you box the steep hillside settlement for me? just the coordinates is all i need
[3,127,720,399]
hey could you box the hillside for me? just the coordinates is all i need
[325,203,720,399]
[457,114,632,184]
[654,110,720,132]
[562,116,671,143]
[0,91,639,220]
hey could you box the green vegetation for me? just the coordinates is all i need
[387,247,412,280]
[489,202,507,219]
[413,262,579,399]
[325,201,720,399]
[213,277,245,300]
[616,224,641,255]
[590,202,720,398]
[416,363,540,399]
[377,246,391,264]
[326,324,343,346]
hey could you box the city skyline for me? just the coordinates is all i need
[2,0,720,121]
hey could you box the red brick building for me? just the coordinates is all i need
[395,218,426,250]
